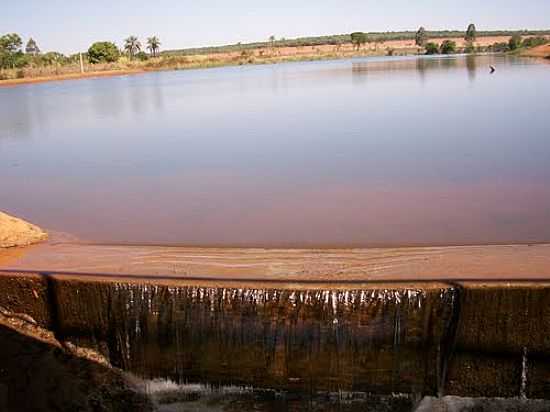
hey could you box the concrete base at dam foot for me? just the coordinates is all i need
[1,272,550,411]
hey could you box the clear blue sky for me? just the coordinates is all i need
[2,0,549,54]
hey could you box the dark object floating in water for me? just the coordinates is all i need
[490,65,496,73]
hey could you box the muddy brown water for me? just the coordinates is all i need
[1,55,550,248]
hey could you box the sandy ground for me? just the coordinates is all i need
[522,43,550,58]
[0,212,48,248]
[2,240,549,283]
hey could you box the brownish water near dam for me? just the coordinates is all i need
[2,55,550,248]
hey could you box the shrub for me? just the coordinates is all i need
[135,51,149,61]
[522,36,548,48]
[425,42,439,55]
[440,40,457,54]
[490,42,510,53]
[350,32,368,50]
[508,34,522,50]
[87,42,120,64]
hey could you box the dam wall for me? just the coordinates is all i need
[0,272,549,399]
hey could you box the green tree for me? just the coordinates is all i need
[269,35,276,48]
[350,32,368,50]
[440,40,457,54]
[0,33,27,69]
[0,33,23,52]
[508,34,523,50]
[424,42,440,55]
[135,51,149,61]
[415,27,427,47]
[465,24,477,43]
[146,36,161,57]
[87,41,120,63]
[25,38,40,55]
[124,36,141,59]
[39,52,67,66]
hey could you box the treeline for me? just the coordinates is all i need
[0,33,161,71]
[0,34,80,70]
[416,25,549,55]
[165,29,550,56]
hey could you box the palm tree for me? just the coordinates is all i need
[124,36,141,59]
[147,36,161,57]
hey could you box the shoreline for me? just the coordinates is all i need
[2,35,547,88]
[0,68,146,88]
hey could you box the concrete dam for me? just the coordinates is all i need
[1,271,550,410]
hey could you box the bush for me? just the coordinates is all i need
[424,42,439,55]
[350,32,368,49]
[522,36,548,48]
[135,51,149,61]
[508,34,522,50]
[440,40,457,54]
[87,42,120,64]
[489,42,510,53]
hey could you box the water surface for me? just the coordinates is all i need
[1,55,549,247]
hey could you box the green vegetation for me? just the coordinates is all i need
[508,34,523,50]
[147,36,161,57]
[1,28,549,82]
[465,24,477,42]
[440,40,457,54]
[521,36,548,48]
[165,29,550,56]
[25,38,40,55]
[0,33,27,69]
[415,27,427,47]
[124,36,142,59]
[88,41,120,63]
[350,32,368,50]
[424,43,440,55]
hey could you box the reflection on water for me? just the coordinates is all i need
[1,55,549,246]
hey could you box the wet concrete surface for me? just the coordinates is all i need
[1,272,550,407]
[3,242,550,280]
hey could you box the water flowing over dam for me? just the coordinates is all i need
[1,271,550,409]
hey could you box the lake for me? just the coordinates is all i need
[1,54,549,247]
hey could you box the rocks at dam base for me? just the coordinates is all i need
[0,211,48,248]
[0,310,154,412]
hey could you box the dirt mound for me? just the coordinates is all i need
[0,212,47,248]
[522,44,550,58]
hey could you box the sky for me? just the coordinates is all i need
[2,0,550,54]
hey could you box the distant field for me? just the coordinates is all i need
[164,30,550,56]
